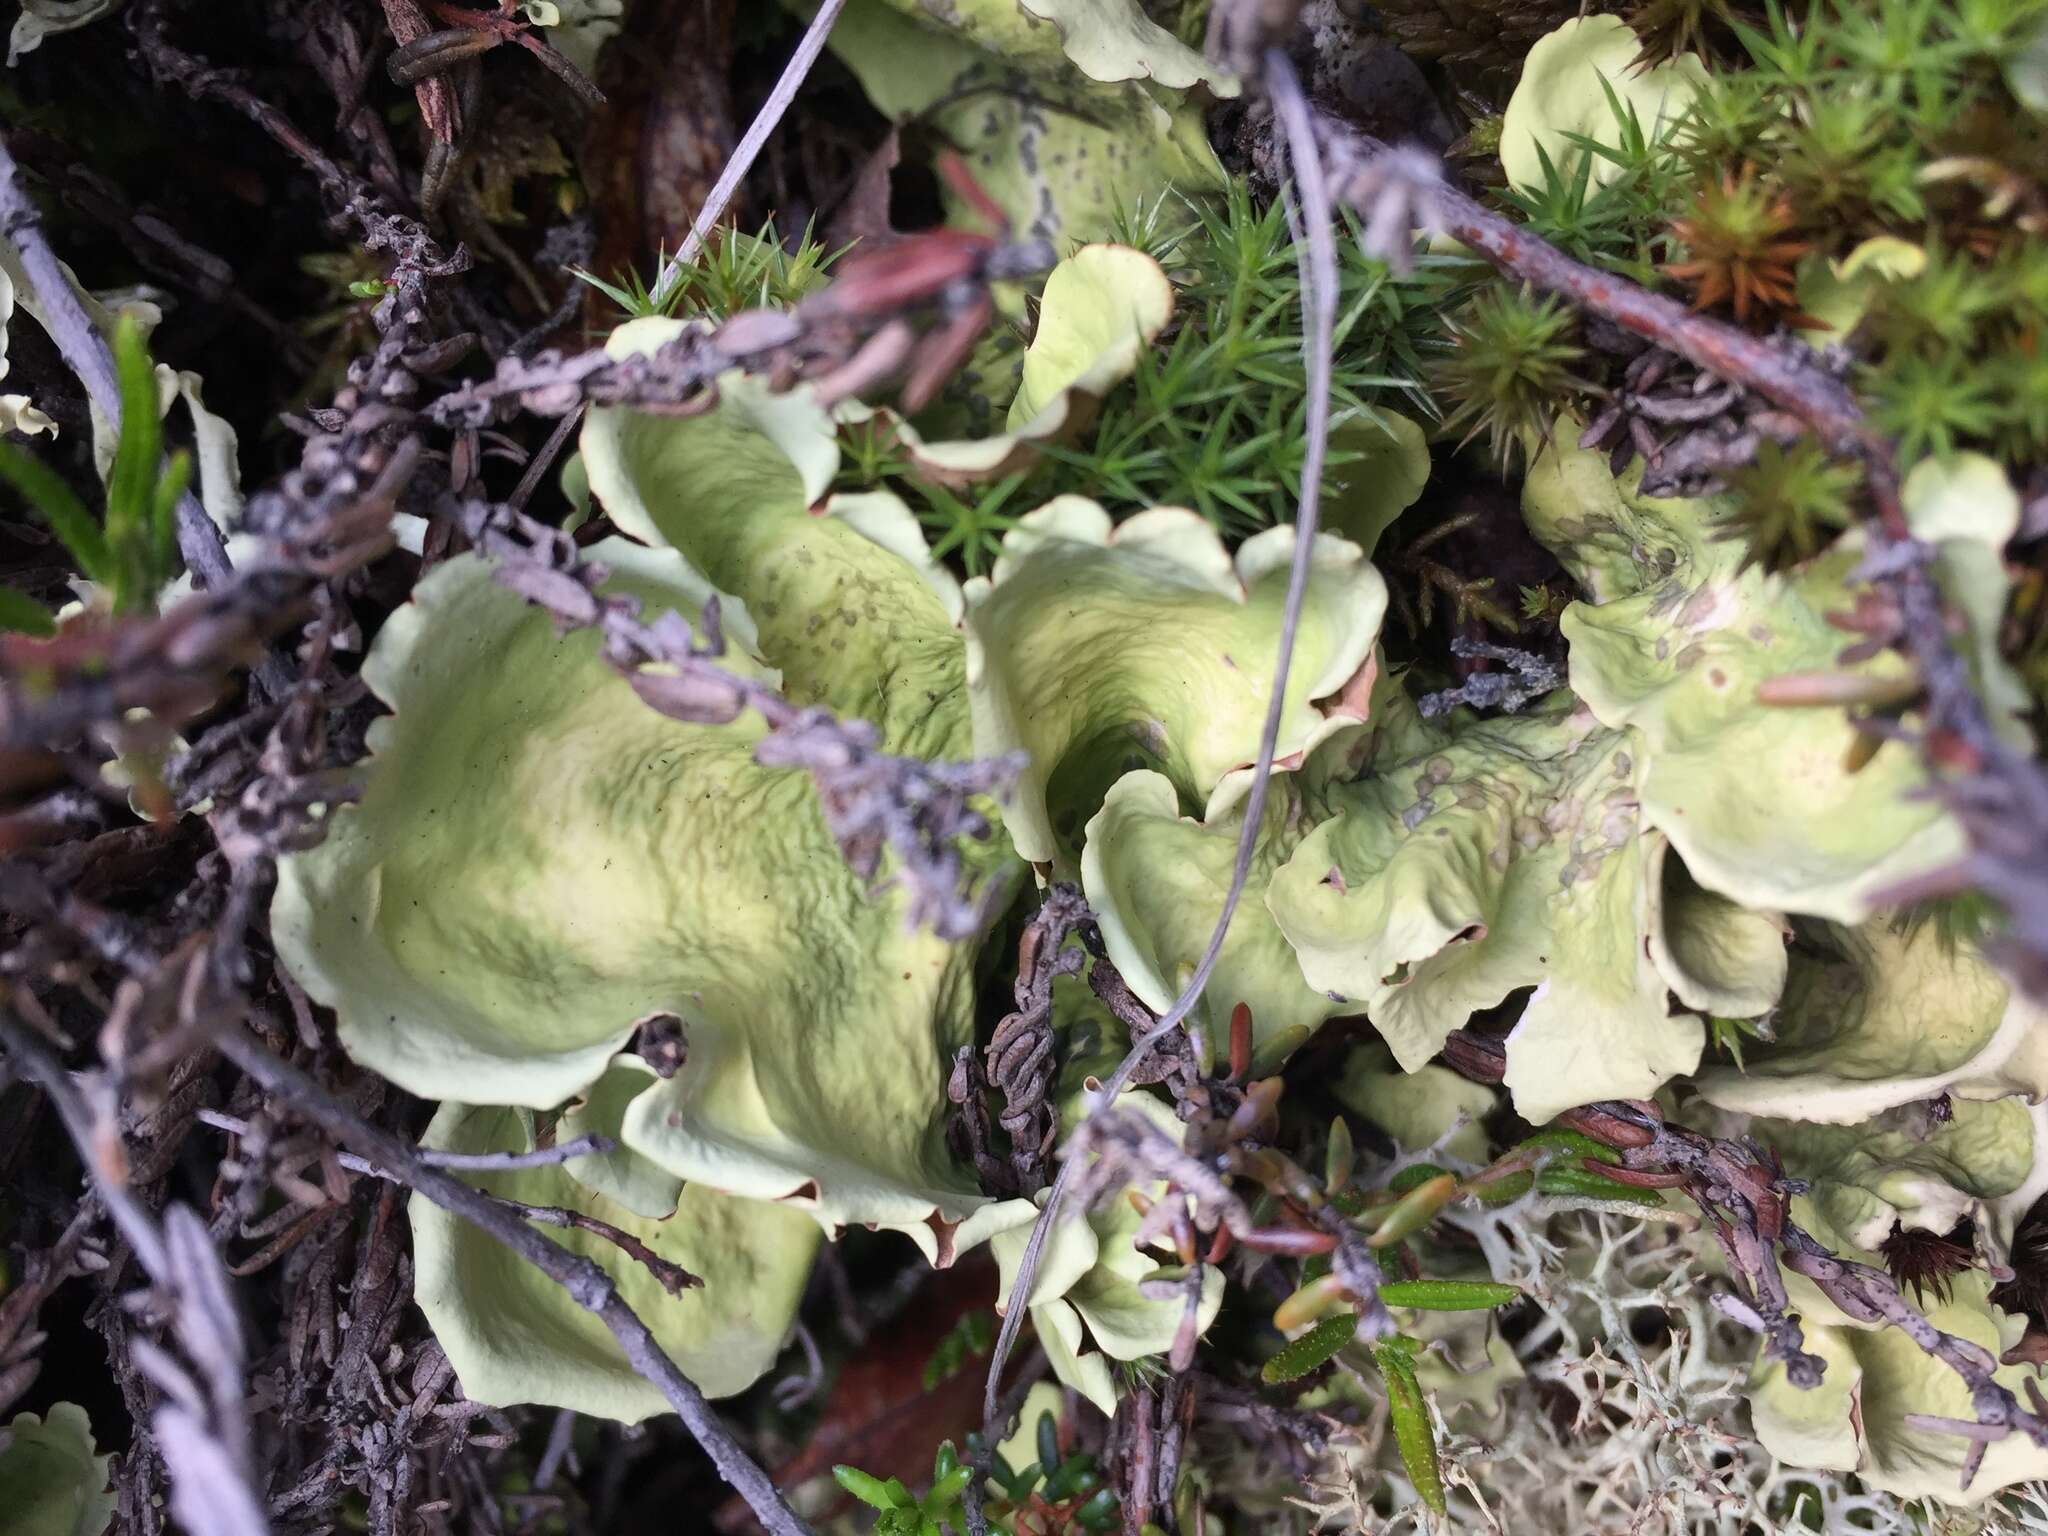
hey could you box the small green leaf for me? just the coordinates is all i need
[1374,1341,1447,1517]
[923,1309,994,1391]
[1325,1115,1356,1194]
[1378,1279,1521,1311]
[1386,1162,1451,1195]
[1076,1488,1121,1530]
[1036,1411,1061,1483]
[832,1465,898,1512]
[1374,1332,1423,1366]
[1517,1128,1621,1165]
[1470,1169,1535,1206]
[927,1466,972,1508]
[1247,1023,1313,1079]
[106,314,163,605]
[148,448,192,596]
[1367,1173,1460,1248]
[1707,1014,1763,1070]
[922,1336,958,1392]
[0,587,56,637]
[1273,1272,1350,1331]
[932,1441,958,1484]
[1261,1311,1360,1384]
[568,263,674,319]
[1535,1165,1665,1206]
[1041,1452,1096,1502]
[0,442,111,584]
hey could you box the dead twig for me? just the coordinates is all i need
[1311,116,1871,462]
[1419,637,1564,718]
[199,1108,694,1293]
[486,1198,701,1297]
[133,1,352,200]
[955,884,1090,1194]
[974,34,1354,1508]
[0,1013,272,1536]
[454,496,1022,939]
[1307,111,2048,1001]
[647,0,852,305]
[430,218,1052,427]
[197,1109,617,1172]
[205,1022,816,1536]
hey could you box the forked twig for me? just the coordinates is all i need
[200,1108,694,1292]
[477,1197,702,1298]
[197,1108,617,1170]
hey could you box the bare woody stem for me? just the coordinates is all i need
[198,1110,618,1172]
[487,1198,701,1297]
[198,1110,698,1293]
[206,1024,815,1536]
[1405,158,1874,463]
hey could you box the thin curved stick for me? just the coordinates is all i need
[975,39,1342,1445]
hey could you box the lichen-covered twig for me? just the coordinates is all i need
[454,496,1022,939]
[428,221,1054,427]
[1419,637,1563,718]
[1309,111,2048,1001]
[1312,116,1871,461]
[953,884,1091,1194]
